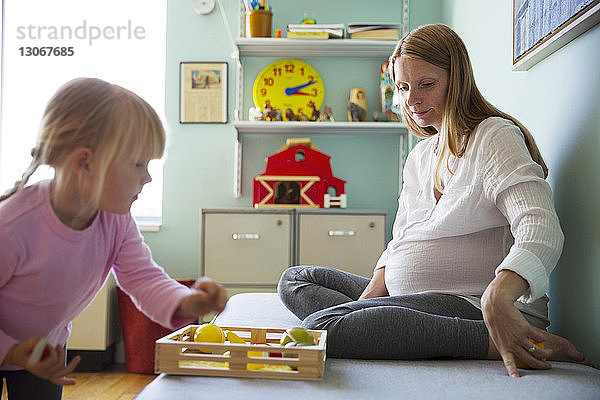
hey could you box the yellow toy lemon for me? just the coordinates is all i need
[193,324,225,353]
[515,339,546,369]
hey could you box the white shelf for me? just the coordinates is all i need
[234,121,407,136]
[235,38,398,58]
[232,0,409,197]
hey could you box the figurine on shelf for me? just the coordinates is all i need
[317,105,334,122]
[372,111,391,122]
[299,15,317,24]
[263,101,282,121]
[380,60,399,122]
[347,88,367,122]
[307,101,320,121]
[285,108,306,121]
[249,106,264,121]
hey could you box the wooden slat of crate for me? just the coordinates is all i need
[155,325,327,380]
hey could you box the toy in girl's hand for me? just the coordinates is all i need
[27,337,50,368]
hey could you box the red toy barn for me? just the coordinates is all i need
[253,138,347,208]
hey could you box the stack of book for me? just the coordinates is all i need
[287,24,345,39]
[347,24,401,40]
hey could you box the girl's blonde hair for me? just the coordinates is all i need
[389,24,548,191]
[0,77,165,206]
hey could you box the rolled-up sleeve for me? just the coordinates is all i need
[483,126,564,302]
[495,181,564,301]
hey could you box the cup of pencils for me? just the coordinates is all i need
[245,0,272,38]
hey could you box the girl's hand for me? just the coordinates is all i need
[5,337,81,385]
[176,277,227,318]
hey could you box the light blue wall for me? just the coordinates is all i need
[143,0,445,279]
[444,0,600,365]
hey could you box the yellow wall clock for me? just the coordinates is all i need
[253,59,325,121]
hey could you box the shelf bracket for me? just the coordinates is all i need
[234,135,242,197]
[233,0,246,198]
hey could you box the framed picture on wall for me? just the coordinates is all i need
[179,62,228,123]
[513,0,600,70]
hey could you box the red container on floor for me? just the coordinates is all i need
[117,280,196,374]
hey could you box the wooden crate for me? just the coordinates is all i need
[155,325,327,380]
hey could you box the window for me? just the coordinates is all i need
[0,0,166,228]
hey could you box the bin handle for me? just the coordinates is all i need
[328,230,355,237]
[232,233,260,240]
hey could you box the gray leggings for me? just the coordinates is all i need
[278,266,490,360]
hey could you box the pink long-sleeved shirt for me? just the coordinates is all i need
[0,180,194,370]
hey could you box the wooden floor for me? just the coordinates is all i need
[2,364,156,400]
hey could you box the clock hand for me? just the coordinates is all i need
[290,91,311,96]
[285,81,317,96]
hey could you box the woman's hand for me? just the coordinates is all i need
[176,277,227,318]
[359,267,389,300]
[482,274,551,377]
[482,270,593,377]
[4,338,80,385]
[482,270,553,377]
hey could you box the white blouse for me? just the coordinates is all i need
[375,117,564,326]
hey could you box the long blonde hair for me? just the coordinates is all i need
[389,24,548,191]
[0,77,165,206]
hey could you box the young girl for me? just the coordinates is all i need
[0,77,227,399]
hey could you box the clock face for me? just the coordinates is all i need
[253,59,325,121]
